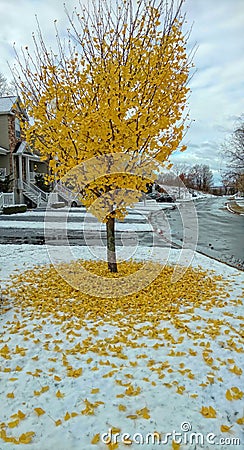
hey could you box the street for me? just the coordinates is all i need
[0,197,243,269]
[153,197,244,269]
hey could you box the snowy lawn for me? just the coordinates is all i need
[0,245,243,450]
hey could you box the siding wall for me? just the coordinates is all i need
[0,115,9,149]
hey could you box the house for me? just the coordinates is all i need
[0,95,48,207]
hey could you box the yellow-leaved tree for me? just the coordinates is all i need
[14,0,191,272]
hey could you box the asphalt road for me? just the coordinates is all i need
[152,196,244,270]
[0,197,243,269]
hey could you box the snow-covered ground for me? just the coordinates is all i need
[0,241,243,450]
[0,220,153,232]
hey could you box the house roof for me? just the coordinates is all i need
[0,95,18,114]
[13,141,40,161]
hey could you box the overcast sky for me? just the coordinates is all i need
[0,0,243,183]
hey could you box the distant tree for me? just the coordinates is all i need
[221,117,244,194]
[184,164,213,192]
[13,0,191,272]
[0,72,16,96]
[0,73,8,96]
[201,164,214,191]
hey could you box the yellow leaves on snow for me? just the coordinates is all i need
[125,384,141,397]
[1,259,242,447]
[6,392,15,399]
[225,387,243,401]
[228,365,242,376]
[8,419,19,428]
[66,367,82,378]
[81,398,104,416]
[91,433,100,444]
[220,424,233,433]
[0,344,11,359]
[18,432,35,444]
[236,417,244,425]
[0,429,35,445]
[91,388,100,394]
[136,407,150,419]
[56,390,65,398]
[200,406,217,418]
[34,407,46,417]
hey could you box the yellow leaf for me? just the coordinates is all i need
[7,392,15,399]
[18,432,35,444]
[55,419,62,426]
[225,389,233,401]
[136,407,150,419]
[67,367,82,377]
[17,410,26,420]
[34,390,41,396]
[34,407,45,416]
[229,365,242,376]
[118,404,126,412]
[107,442,119,450]
[56,390,65,398]
[91,388,100,394]
[220,424,233,433]
[125,385,141,396]
[200,406,217,418]
[176,386,185,395]
[172,440,181,449]
[226,387,243,401]
[111,427,121,434]
[64,412,71,421]
[8,419,20,428]
[54,375,62,381]
[41,386,50,393]
[236,417,244,425]
[91,433,100,444]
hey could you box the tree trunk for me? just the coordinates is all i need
[106,216,117,273]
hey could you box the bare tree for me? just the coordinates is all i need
[0,72,17,96]
[221,117,244,194]
[0,73,8,96]
[183,164,213,192]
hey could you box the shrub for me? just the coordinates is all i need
[2,204,27,215]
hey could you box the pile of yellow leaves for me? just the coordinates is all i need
[0,260,243,447]
[3,260,234,328]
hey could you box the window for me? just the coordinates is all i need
[0,167,6,180]
[15,117,21,139]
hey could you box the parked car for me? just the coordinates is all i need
[156,194,175,203]
[147,192,159,199]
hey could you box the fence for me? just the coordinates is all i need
[0,192,15,209]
